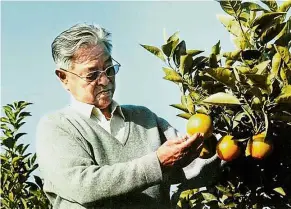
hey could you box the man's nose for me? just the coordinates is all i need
[97,72,111,85]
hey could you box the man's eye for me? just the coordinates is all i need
[86,72,99,81]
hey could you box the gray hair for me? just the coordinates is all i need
[51,23,112,70]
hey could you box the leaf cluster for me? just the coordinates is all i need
[142,0,291,208]
[0,101,51,209]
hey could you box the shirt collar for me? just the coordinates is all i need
[70,96,125,120]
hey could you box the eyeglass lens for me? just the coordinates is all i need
[86,65,119,81]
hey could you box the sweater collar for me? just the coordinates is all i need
[70,96,125,120]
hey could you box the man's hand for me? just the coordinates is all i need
[156,133,204,170]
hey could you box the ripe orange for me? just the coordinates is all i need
[199,135,218,159]
[186,113,213,138]
[250,133,273,159]
[216,135,241,161]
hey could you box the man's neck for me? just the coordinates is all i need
[100,107,111,120]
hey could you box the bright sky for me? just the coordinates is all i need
[1,1,234,172]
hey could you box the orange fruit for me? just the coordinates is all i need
[216,135,241,161]
[250,132,273,160]
[186,113,213,138]
[199,135,218,159]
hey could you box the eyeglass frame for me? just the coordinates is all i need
[60,58,121,83]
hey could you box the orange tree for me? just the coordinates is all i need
[142,1,291,208]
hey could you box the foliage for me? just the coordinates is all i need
[0,101,51,209]
[142,0,291,208]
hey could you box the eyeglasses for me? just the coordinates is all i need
[61,58,121,83]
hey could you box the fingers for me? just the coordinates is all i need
[167,135,188,145]
[183,133,204,148]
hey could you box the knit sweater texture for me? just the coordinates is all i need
[36,104,220,209]
[36,105,188,209]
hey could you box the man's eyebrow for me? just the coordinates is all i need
[87,57,112,72]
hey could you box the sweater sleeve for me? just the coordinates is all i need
[35,114,163,205]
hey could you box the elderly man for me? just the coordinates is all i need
[36,23,219,209]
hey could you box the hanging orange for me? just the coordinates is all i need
[216,135,241,161]
[186,113,213,139]
[250,132,273,160]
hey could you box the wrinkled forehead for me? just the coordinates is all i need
[72,43,111,65]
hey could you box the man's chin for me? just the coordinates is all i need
[95,98,113,109]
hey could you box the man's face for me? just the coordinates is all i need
[61,44,116,110]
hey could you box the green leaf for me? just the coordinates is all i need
[18,112,32,118]
[233,35,250,50]
[31,153,37,165]
[186,95,195,114]
[12,156,22,165]
[278,0,291,12]
[203,92,241,105]
[0,117,9,124]
[241,2,268,12]
[275,45,290,64]
[186,49,204,57]
[223,49,241,60]
[181,95,187,106]
[260,0,278,12]
[217,14,242,37]
[166,31,179,43]
[219,1,242,17]
[162,68,183,83]
[212,40,221,55]
[179,54,193,75]
[273,187,286,196]
[20,198,28,209]
[177,113,192,120]
[173,41,187,67]
[233,112,247,129]
[253,60,271,74]
[209,53,218,68]
[140,44,165,62]
[161,39,179,57]
[237,66,252,74]
[15,122,25,130]
[271,52,282,80]
[170,104,188,113]
[275,20,291,42]
[3,106,15,122]
[201,192,218,202]
[2,138,16,149]
[245,74,272,93]
[19,101,33,109]
[204,67,236,87]
[215,185,232,196]
[192,56,208,69]
[280,65,289,86]
[1,123,10,131]
[275,85,291,103]
[9,192,14,201]
[14,133,27,141]
[251,12,286,28]
[21,144,30,155]
[34,175,44,189]
[261,22,286,44]
[0,155,9,162]
[190,91,201,101]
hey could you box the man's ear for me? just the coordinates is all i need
[55,69,70,91]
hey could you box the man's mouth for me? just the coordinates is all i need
[98,89,112,95]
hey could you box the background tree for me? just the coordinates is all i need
[142,0,291,208]
[0,101,51,209]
